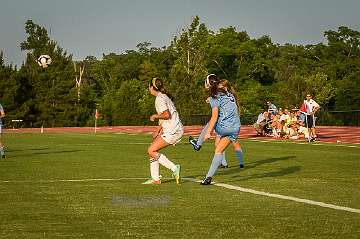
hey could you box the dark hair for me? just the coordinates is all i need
[149,77,173,100]
[218,79,240,109]
[206,74,220,98]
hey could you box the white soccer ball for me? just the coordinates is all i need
[37,55,52,68]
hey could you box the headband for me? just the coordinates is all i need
[205,74,216,88]
[152,78,159,90]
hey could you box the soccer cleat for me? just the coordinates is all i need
[1,154,5,159]
[239,164,244,168]
[219,164,228,169]
[200,177,212,185]
[173,164,181,184]
[189,136,201,151]
[142,179,161,185]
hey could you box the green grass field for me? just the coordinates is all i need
[0,133,359,239]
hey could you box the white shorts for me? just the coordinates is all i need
[161,128,183,145]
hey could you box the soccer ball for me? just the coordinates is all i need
[37,55,52,68]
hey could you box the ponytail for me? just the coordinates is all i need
[150,77,174,100]
[205,74,220,98]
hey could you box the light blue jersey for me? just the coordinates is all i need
[209,92,241,141]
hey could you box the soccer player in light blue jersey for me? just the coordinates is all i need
[200,78,243,185]
[0,103,5,159]
[189,75,244,171]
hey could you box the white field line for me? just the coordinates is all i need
[182,178,360,214]
[2,177,359,214]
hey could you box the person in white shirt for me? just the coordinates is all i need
[266,100,278,116]
[303,94,320,141]
[143,78,183,185]
[253,110,269,136]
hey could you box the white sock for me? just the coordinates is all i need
[150,159,160,181]
[221,152,228,166]
[158,154,177,172]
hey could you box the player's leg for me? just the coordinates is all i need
[307,115,316,141]
[215,135,227,168]
[201,137,231,185]
[311,114,317,139]
[0,141,4,159]
[232,141,244,168]
[143,136,170,185]
[0,124,4,159]
[189,123,209,151]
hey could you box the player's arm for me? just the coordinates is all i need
[0,109,5,119]
[312,102,320,115]
[150,110,171,122]
[204,106,219,140]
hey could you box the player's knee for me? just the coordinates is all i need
[147,147,156,158]
[233,142,241,150]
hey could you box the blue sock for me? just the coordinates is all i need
[235,150,244,166]
[197,123,209,146]
[206,154,223,178]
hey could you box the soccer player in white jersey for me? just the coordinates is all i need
[143,78,183,185]
[303,94,320,141]
[0,103,5,159]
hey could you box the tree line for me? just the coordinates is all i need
[0,17,359,127]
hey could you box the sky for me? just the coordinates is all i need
[1,0,360,66]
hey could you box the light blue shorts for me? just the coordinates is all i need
[215,126,240,142]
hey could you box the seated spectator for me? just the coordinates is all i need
[253,111,270,136]
[280,109,290,123]
[286,111,298,127]
[297,123,310,140]
[285,123,299,139]
[295,110,306,123]
[266,100,278,116]
[270,113,281,138]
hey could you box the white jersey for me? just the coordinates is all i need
[304,99,320,115]
[0,103,3,125]
[155,93,183,134]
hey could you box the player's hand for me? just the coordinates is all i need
[150,114,157,122]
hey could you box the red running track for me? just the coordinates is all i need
[5,126,360,144]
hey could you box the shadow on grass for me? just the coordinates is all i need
[8,149,84,158]
[225,165,301,183]
[6,148,50,152]
[184,155,299,183]
[220,155,297,176]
